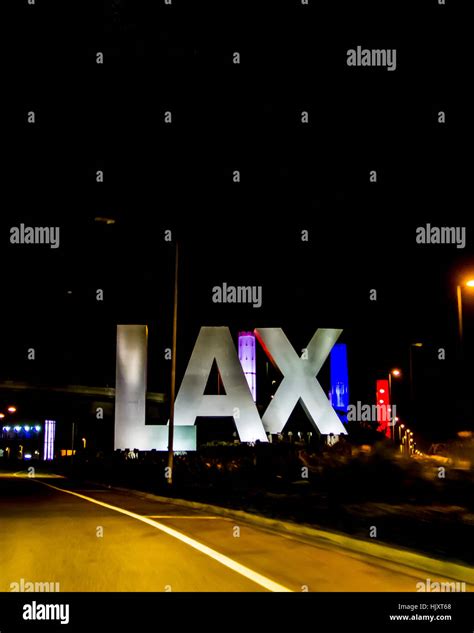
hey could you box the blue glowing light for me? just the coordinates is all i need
[329,343,350,423]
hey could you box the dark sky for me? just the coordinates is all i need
[2,0,471,442]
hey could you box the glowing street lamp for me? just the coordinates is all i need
[388,369,402,441]
[7,406,17,413]
[456,278,474,346]
[398,422,405,442]
[0,413,4,419]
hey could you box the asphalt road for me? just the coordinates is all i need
[0,470,470,593]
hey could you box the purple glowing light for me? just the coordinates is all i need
[43,420,56,461]
[238,332,257,401]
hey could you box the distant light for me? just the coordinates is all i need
[4,426,11,431]
[379,389,385,394]
[24,425,30,432]
[35,425,41,432]
[14,426,21,432]
[413,342,423,347]
[394,417,399,422]
[379,399,384,404]
[0,413,4,419]
[391,369,401,377]
[7,406,17,413]
[466,279,474,288]
[24,454,32,460]
[44,420,56,461]
[94,216,116,225]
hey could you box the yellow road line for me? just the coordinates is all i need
[32,478,292,593]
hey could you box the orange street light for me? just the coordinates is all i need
[457,278,474,345]
[7,406,16,413]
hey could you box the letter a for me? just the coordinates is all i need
[174,327,267,442]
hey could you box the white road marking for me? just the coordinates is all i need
[145,515,220,519]
[32,478,292,593]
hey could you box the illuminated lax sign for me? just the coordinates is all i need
[114,326,347,451]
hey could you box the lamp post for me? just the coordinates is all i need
[398,423,405,453]
[398,422,404,442]
[456,279,474,349]
[403,428,411,457]
[388,369,401,441]
[409,343,423,401]
[167,242,179,486]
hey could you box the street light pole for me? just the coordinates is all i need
[409,342,422,413]
[456,284,463,347]
[167,242,179,486]
[388,369,401,442]
[388,372,392,441]
[71,422,75,466]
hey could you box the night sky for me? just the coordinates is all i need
[2,0,471,444]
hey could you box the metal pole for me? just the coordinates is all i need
[388,373,394,441]
[71,422,75,465]
[457,285,463,347]
[167,242,179,485]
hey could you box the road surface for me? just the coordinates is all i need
[0,470,470,593]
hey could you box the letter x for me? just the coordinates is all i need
[255,328,347,436]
